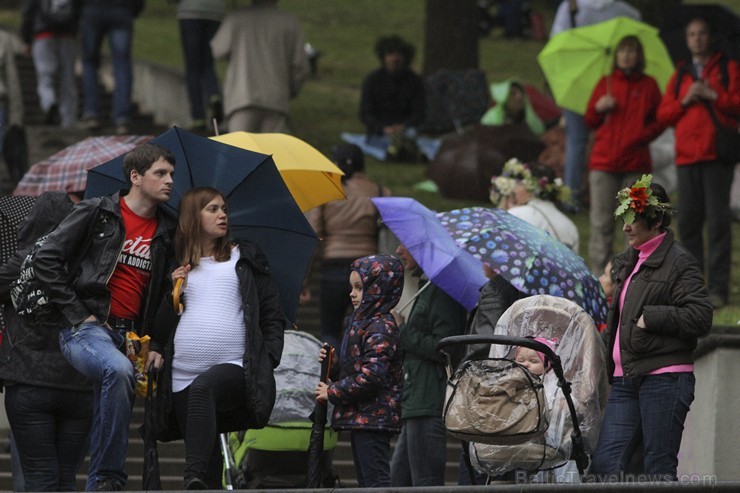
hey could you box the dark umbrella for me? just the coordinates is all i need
[659,4,740,63]
[140,369,161,490]
[306,343,334,488]
[0,195,36,265]
[428,124,546,202]
[84,127,318,322]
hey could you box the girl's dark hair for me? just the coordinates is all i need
[613,35,646,74]
[645,183,673,230]
[374,35,415,66]
[331,143,365,181]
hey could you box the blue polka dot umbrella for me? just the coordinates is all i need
[437,207,608,326]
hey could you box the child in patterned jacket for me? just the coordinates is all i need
[315,254,404,488]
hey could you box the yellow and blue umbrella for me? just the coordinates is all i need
[211,132,345,212]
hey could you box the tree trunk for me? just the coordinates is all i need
[422,0,479,76]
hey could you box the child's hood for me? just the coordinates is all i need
[351,254,404,317]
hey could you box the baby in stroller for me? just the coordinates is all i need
[438,295,609,483]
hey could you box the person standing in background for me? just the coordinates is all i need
[306,143,389,349]
[550,0,641,212]
[176,0,224,134]
[210,0,309,133]
[390,243,468,487]
[79,0,144,134]
[584,35,664,275]
[20,0,81,128]
[0,29,24,189]
[657,17,740,309]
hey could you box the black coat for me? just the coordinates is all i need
[0,191,91,391]
[153,239,288,440]
[604,230,713,380]
[32,192,176,352]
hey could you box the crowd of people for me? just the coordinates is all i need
[0,0,737,490]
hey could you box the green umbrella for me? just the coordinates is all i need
[537,16,674,115]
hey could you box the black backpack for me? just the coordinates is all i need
[38,0,76,29]
[9,233,68,326]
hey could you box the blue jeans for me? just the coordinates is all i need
[390,416,447,486]
[591,373,695,481]
[80,5,133,125]
[179,18,221,121]
[5,384,93,491]
[563,109,589,203]
[59,323,134,490]
[350,430,393,488]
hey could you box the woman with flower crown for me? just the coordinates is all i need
[490,158,580,253]
[590,175,712,482]
[584,35,666,276]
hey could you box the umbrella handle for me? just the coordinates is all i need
[320,344,334,383]
[173,278,183,316]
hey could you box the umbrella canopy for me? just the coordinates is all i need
[371,197,486,312]
[13,135,153,196]
[428,124,546,202]
[538,16,675,115]
[438,207,608,326]
[0,195,36,265]
[140,370,162,490]
[210,131,345,212]
[84,127,317,322]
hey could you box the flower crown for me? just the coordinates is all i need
[490,158,571,205]
[614,174,672,225]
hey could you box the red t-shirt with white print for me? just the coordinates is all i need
[108,198,157,320]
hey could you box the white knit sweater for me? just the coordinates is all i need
[172,246,246,393]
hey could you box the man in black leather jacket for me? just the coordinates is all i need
[32,143,176,491]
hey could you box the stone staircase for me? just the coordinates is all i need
[0,53,467,491]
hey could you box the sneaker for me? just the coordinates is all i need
[184,477,209,490]
[94,478,123,491]
[44,103,60,125]
[79,117,102,131]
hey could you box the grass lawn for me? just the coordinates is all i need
[1,0,737,323]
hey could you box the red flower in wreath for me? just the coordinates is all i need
[629,186,649,213]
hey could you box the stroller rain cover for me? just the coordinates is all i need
[466,295,609,476]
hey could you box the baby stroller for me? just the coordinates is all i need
[223,330,338,488]
[437,295,608,482]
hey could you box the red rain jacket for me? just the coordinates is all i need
[585,69,664,173]
[657,52,740,166]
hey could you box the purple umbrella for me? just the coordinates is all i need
[371,197,486,312]
[438,207,608,326]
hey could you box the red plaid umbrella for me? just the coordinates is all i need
[12,135,153,196]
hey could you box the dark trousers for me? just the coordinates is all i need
[350,430,393,488]
[319,259,354,349]
[179,18,221,121]
[5,384,93,492]
[173,363,249,488]
[676,161,734,300]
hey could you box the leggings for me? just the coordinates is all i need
[173,363,248,488]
